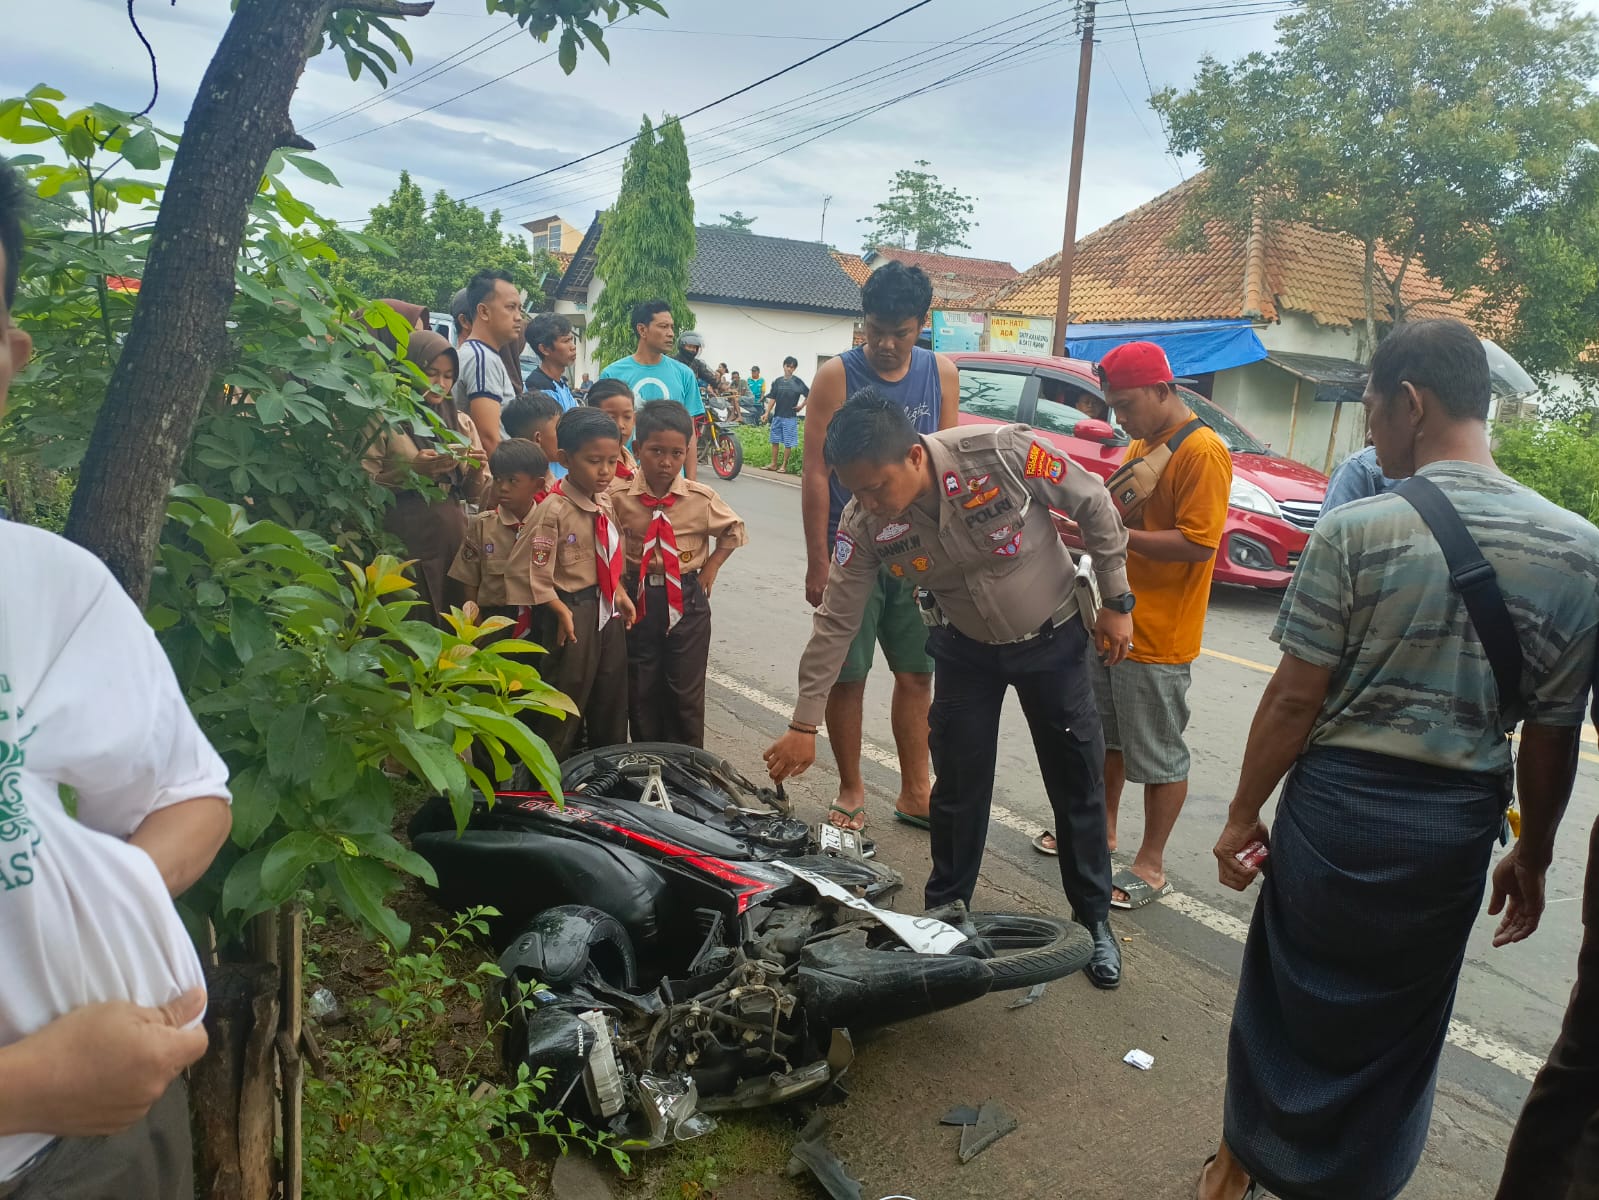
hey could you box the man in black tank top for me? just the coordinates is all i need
[801,263,959,833]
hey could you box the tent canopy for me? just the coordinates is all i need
[1065,319,1267,377]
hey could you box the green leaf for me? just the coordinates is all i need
[394,726,468,797]
[392,618,442,666]
[265,703,328,784]
[282,152,340,186]
[558,28,578,75]
[410,691,446,730]
[459,704,562,797]
[221,846,271,918]
[120,129,160,171]
[228,766,281,848]
[26,84,66,102]
[260,830,340,900]
[350,829,437,887]
[331,855,409,947]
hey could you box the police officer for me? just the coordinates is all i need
[764,390,1135,988]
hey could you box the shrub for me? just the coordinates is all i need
[1493,418,1599,526]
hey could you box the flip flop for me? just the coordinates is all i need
[827,803,868,832]
[1194,1154,1261,1200]
[894,809,930,830]
[1110,867,1174,910]
[1032,831,1058,856]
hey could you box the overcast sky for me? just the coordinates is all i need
[8,1,1596,273]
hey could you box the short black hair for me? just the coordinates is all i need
[557,405,620,453]
[586,378,634,408]
[489,437,549,481]
[0,158,26,309]
[824,387,919,469]
[525,312,572,358]
[502,390,563,439]
[783,356,799,369]
[861,261,932,326]
[631,299,672,336]
[750,365,761,374]
[466,269,514,319]
[634,399,693,445]
[1368,319,1491,422]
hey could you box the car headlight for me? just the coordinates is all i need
[1229,477,1283,519]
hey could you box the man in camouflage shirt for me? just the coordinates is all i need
[1195,319,1599,1200]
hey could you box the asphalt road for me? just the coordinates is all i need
[699,467,1595,1138]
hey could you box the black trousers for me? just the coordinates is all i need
[530,588,628,762]
[924,616,1112,920]
[1497,823,1599,1200]
[626,573,711,747]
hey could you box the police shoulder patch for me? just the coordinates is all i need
[834,533,857,566]
[942,470,962,497]
[1023,442,1067,483]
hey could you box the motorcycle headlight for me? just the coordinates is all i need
[1229,477,1283,519]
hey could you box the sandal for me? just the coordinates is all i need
[1032,831,1058,856]
[827,803,868,832]
[1110,866,1174,910]
[894,808,930,830]
[1194,1154,1260,1200]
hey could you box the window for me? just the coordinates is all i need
[531,232,550,254]
[958,368,1028,422]
[1034,375,1124,440]
[1185,391,1265,454]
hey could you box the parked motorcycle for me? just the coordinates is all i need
[696,388,744,481]
[410,743,1092,1146]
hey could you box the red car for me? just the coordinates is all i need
[950,352,1329,588]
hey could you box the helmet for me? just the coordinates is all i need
[678,331,705,352]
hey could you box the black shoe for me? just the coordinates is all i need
[1083,918,1122,990]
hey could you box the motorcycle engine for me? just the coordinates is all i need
[654,959,798,1096]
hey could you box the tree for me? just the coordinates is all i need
[1153,0,1599,364]
[330,171,551,312]
[589,115,696,369]
[859,159,975,252]
[715,209,756,232]
[63,0,664,607]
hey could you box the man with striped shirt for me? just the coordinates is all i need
[453,269,522,456]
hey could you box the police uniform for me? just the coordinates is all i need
[612,474,746,746]
[794,423,1131,924]
[527,484,628,759]
[448,504,537,614]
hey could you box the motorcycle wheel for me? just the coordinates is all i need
[966,912,1094,990]
[712,432,743,480]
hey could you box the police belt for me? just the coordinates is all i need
[927,593,1081,645]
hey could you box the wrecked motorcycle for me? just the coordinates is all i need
[411,746,1092,1145]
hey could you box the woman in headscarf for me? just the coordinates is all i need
[363,299,432,355]
[363,328,491,625]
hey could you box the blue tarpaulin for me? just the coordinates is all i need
[1065,319,1267,377]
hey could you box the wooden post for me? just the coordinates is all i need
[191,963,280,1200]
[1322,401,1344,476]
[278,906,306,1200]
[1052,1,1097,349]
[1286,377,1302,459]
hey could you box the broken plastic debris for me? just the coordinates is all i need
[958,1101,1018,1164]
[787,1113,863,1200]
[1006,983,1047,1010]
[636,1072,715,1146]
[940,1105,980,1127]
[307,987,340,1023]
[1123,1049,1155,1070]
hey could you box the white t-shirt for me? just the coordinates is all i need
[453,338,519,429]
[0,523,231,1177]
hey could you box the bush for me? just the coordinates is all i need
[731,421,804,474]
[303,907,631,1200]
[1493,418,1599,526]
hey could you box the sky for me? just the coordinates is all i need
[6,0,1592,274]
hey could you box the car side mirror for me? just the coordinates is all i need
[1076,419,1117,444]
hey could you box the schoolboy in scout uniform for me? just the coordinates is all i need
[764,390,1136,989]
[526,407,634,760]
[611,400,747,746]
[448,437,550,625]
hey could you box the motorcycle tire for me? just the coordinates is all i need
[712,433,743,480]
[966,911,1094,991]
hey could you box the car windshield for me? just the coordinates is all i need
[1184,391,1266,454]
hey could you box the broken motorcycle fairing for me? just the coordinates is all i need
[410,745,1092,1146]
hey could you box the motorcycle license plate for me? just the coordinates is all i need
[817,821,867,861]
[776,863,969,955]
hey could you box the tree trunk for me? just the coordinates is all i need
[1358,237,1378,365]
[63,0,330,604]
[190,962,282,1200]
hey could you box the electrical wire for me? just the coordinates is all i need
[1120,0,1186,181]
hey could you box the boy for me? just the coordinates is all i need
[587,379,638,482]
[503,390,565,482]
[449,438,550,630]
[611,400,745,746]
[526,408,635,759]
[764,355,809,473]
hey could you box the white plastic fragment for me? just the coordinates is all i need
[1123,1048,1155,1071]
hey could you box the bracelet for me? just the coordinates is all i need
[788,723,818,735]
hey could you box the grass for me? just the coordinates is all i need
[729,422,805,476]
[621,1113,799,1200]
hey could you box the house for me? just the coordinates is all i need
[521,214,586,256]
[863,246,1019,311]
[551,220,864,380]
[987,176,1497,471]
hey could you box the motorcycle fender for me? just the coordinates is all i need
[796,938,992,1031]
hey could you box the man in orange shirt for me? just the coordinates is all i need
[1035,343,1231,909]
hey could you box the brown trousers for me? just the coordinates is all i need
[626,573,712,747]
[1497,823,1599,1200]
[530,587,628,762]
[9,1078,191,1200]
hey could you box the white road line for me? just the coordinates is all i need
[707,667,1544,1083]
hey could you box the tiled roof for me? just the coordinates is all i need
[989,176,1477,330]
[689,226,862,315]
[549,250,574,274]
[867,246,1020,311]
[832,250,872,287]
[553,213,603,301]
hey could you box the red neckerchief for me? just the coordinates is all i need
[636,492,683,632]
[554,481,622,628]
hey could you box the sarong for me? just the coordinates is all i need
[1224,745,1507,1200]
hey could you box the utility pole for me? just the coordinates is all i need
[1053,0,1096,353]
[820,194,833,244]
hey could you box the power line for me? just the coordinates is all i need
[458,0,938,204]
[1121,0,1186,181]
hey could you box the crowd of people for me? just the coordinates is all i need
[4,144,1599,1200]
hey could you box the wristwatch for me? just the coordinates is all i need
[1102,592,1136,614]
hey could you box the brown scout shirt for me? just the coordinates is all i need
[528,484,614,603]
[793,423,1131,726]
[611,475,748,576]
[447,504,536,607]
